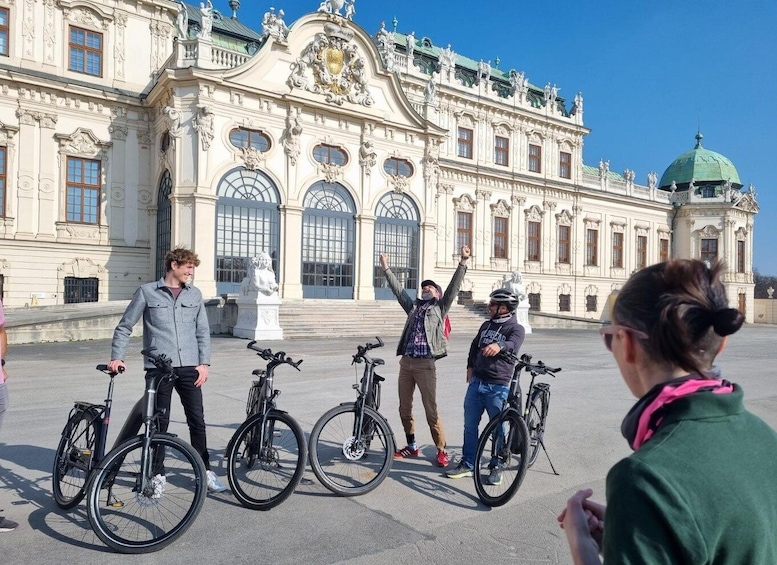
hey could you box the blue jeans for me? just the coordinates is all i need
[461,378,509,468]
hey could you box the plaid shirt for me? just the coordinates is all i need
[403,302,432,358]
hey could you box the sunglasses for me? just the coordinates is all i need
[599,325,649,351]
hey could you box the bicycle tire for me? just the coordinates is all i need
[308,403,394,496]
[473,409,529,507]
[526,387,550,467]
[53,409,99,509]
[86,435,206,553]
[226,410,306,511]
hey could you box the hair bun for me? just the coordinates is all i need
[712,308,745,336]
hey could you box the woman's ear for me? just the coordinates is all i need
[715,335,728,357]
[621,329,640,365]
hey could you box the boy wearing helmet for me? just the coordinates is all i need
[446,288,525,483]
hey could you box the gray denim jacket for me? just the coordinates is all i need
[111,279,211,369]
[383,263,467,359]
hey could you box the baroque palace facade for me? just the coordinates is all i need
[0,0,759,320]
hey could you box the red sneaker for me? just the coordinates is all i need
[394,445,420,459]
[436,450,450,467]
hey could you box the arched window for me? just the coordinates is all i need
[383,157,414,177]
[155,170,172,279]
[374,192,420,300]
[215,168,280,294]
[313,144,348,166]
[301,182,355,298]
[229,128,271,152]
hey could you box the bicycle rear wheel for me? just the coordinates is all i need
[526,386,550,467]
[53,409,99,509]
[308,403,394,496]
[86,435,206,553]
[473,409,529,507]
[226,410,306,510]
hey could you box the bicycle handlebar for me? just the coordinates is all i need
[246,341,303,370]
[140,348,174,373]
[498,349,562,376]
[352,337,384,364]
[96,364,125,376]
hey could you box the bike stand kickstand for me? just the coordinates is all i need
[539,437,559,476]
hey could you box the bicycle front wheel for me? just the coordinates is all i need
[226,410,306,511]
[53,409,99,509]
[526,387,550,467]
[308,404,394,496]
[473,409,529,507]
[86,435,207,553]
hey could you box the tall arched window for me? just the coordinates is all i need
[155,170,172,280]
[301,181,355,299]
[215,168,280,294]
[373,192,420,300]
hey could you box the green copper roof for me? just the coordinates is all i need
[658,133,741,190]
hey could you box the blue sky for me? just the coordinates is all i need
[212,0,777,274]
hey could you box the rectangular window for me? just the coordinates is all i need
[0,8,9,56]
[559,294,571,312]
[456,211,472,251]
[493,216,508,259]
[586,228,598,266]
[69,26,103,77]
[66,157,101,224]
[636,235,648,269]
[586,294,598,312]
[612,232,624,268]
[527,221,541,262]
[659,238,669,262]
[494,136,509,166]
[64,276,99,303]
[528,144,542,173]
[0,146,5,217]
[457,127,473,159]
[557,225,570,264]
[701,238,718,263]
[528,292,541,311]
[559,151,571,179]
[737,240,745,273]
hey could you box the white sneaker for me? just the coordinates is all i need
[151,474,166,499]
[206,470,227,493]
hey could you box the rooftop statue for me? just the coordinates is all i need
[406,31,415,59]
[175,1,189,39]
[198,0,213,40]
[344,0,355,20]
[439,44,456,68]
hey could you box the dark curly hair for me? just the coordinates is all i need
[612,259,744,375]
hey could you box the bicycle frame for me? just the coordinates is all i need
[350,338,386,438]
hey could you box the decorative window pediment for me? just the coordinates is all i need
[698,225,719,238]
[456,112,475,128]
[524,204,543,222]
[59,0,114,29]
[583,216,600,229]
[556,209,573,225]
[634,223,649,236]
[490,199,511,217]
[453,193,476,213]
[56,128,111,157]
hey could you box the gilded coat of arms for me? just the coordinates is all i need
[287,22,373,107]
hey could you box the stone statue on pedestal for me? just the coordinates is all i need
[234,251,283,340]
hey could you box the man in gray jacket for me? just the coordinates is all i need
[379,245,470,468]
[108,247,226,493]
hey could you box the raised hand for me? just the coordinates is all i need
[379,253,389,270]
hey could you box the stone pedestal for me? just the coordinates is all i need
[233,292,283,340]
[516,303,532,334]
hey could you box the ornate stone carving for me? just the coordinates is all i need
[699,225,719,238]
[359,140,376,174]
[524,205,543,222]
[241,147,266,171]
[111,186,125,201]
[109,124,128,141]
[193,105,214,151]
[282,111,302,165]
[261,7,289,42]
[320,162,343,184]
[453,193,476,213]
[556,209,573,225]
[58,256,105,276]
[389,174,408,194]
[490,199,511,217]
[56,128,110,156]
[375,21,395,71]
[439,44,456,69]
[647,171,658,189]
[288,22,373,107]
[162,106,182,137]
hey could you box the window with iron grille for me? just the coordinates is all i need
[457,211,472,250]
[527,221,541,261]
[612,232,624,268]
[68,26,102,77]
[557,225,570,264]
[559,151,571,179]
[66,157,100,224]
[636,235,647,269]
[659,238,669,262]
[494,136,509,166]
[559,293,571,312]
[701,238,718,263]
[313,144,348,165]
[528,144,542,173]
[0,146,6,217]
[458,127,473,159]
[64,277,99,303]
[528,292,541,311]
[586,294,597,312]
[383,157,414,177]
[0,8,9,56]
[493,216,508,259]
[737,240,745,273]
[229,128,271,152]
[585,228,598,266]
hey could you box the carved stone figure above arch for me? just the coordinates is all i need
[55,127,111,157]
[555,209,573,225]
[453,193,476,213]
[524,204,543,222]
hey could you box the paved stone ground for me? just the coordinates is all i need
[1,326,776,564]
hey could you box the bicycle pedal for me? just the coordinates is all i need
[80,449,92,456]
[108,498,125,508]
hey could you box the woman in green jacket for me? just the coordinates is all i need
[559,259,777,564]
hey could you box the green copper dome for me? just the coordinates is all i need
[658,133,742,190]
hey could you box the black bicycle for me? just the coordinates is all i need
[78,350,206,553]
[308,337,396,496]
[224,342,306,510]
[473,352,561,507]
